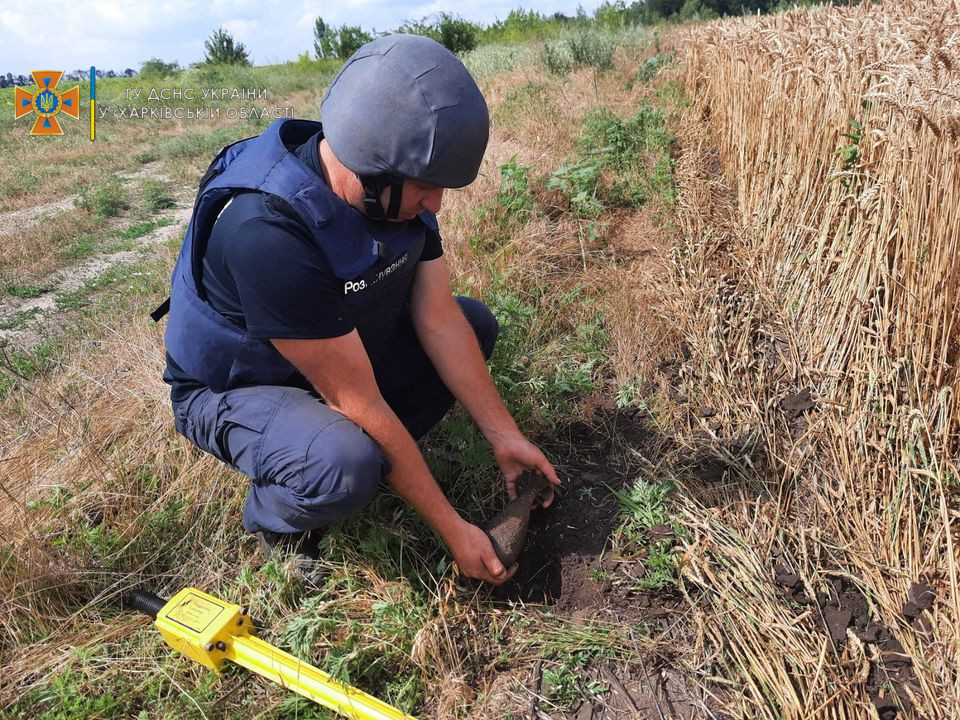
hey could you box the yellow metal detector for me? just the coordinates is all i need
[128,588,416,720]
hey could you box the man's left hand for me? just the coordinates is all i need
[492,434,561,507]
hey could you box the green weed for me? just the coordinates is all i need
[16,664,131,719]
[549,104,675,218]
[543,652,608,710]
[547,160,605,218]
[77,179,129,219]
[497,156,535,222]
[142,179,175,211]
[635,52,676,84]
[836,117,865,172]
[612,478,681,590]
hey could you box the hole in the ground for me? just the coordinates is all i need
[493,463,625,610]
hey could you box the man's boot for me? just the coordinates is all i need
[256,529,329,589]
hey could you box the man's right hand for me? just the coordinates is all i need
[445,519,518,586]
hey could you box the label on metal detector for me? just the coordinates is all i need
[164,592,228,634]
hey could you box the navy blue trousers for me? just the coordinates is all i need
[172,297,498,534]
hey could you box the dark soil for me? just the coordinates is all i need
[485,413,720,718]
[493,415,673,617]
[494,463,617,613]
[774,562,933,718]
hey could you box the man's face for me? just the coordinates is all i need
[381,179,444,222]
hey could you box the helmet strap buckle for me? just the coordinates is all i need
[358,174,404,220]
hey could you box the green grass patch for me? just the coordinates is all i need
[159,126,250,160]
[493,81,549,130]
[142,179,175,211]
[0,308,41,331]
[0,336,63,399]
[132,150,160,164]
[115,217,173,241]
[486,282,606,430]
[548,104,675,218]
[282,582,425,713]
[2,282,53,299]
[0,167,44,210]
[611,478,682,591]
[60,233,99,261]
[77,179,129,219]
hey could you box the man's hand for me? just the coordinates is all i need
[491,433,561,507]
[445,518,518,585]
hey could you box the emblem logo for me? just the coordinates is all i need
[14,71,81,136]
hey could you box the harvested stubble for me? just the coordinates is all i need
[666,0,960,717]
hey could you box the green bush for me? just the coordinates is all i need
[542,27,619,74]
[435,13,480,53]
[461,44,537,79]
[480,9,572,44]
[138,58,181,79]
[202,27,251,66]
[314,17,373,60]
[78,180,128,219]
[396,13,480,54]
[142,179,174,212]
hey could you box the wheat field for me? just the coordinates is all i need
[667,0,959,716]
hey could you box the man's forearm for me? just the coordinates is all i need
[328,394,462,537]
[415,308,519,445]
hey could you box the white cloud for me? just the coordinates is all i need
[1,0,601,75]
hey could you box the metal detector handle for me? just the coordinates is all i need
[127,590,168,619]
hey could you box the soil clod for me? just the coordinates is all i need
[781,387,815,418]
[823,606,852,644]
[907,581,935,611]
[774,568,922,718]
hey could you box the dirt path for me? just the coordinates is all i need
[0,171,191,350]
[0,198,80,240]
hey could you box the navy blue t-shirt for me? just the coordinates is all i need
[163,132,443,402]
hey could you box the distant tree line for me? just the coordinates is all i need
[0,68,137,88]
[308,0,828,61]
[1,1,831,89]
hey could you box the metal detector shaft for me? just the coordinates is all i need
[127,588,415,720]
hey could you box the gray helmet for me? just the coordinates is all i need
[321,34,489,218]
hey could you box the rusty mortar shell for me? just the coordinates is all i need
[484,473,552,567]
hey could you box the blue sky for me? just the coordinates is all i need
[1,0,601,77]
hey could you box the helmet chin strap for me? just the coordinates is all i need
[358,174,404,220]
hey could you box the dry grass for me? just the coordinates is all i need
[662,1,960,717]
